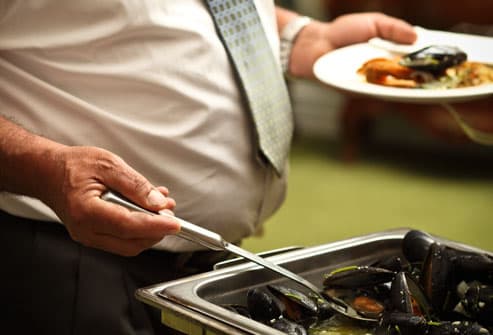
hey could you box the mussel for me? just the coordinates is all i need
[402,229,435,264]
[323,265,395,288]
[399,45,467,74]
[268,284,319,322]
[389,272,415,314]
[244,285,323,332]
[421,242,456,314]
[246,287,284,322]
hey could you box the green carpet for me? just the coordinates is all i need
[243,133,493,254]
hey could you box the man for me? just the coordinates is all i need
[0,1,416,333]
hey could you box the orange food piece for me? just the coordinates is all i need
[352,296,384,316]
[358,57,417,88]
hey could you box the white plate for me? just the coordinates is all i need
[313,28,493,104]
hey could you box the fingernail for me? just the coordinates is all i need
[147,189,166,207]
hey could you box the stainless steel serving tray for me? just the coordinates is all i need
[136,228,491,335]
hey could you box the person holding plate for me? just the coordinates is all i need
[0,2,416,334]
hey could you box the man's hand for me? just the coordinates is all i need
[44,146,180,256]
[287,12,417,78]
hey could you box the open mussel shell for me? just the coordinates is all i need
[246,287,284,322]
[267,284,319,321]
[399,45,467,74]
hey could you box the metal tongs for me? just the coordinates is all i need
[101,191,376,322]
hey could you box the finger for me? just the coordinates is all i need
[94,151,168,211]
[88,198,180,240]
[375,15,417,44]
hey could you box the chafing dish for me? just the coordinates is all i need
[136,228,490,335]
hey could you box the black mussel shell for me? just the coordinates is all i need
[421,243,456,314]
[399,45,467,74]
[381,312,428,335]
[372,255,407,273]
[402,230,435,264]
[452,251,493,285]
[323,265,395,289]
[390,272,414,314]
[246,287,284,322]
[307,292,335,318]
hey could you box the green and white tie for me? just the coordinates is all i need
[205,0,294,175]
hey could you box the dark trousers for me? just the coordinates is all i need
[0,210,232,334]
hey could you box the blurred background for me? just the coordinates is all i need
[243,0,493,252]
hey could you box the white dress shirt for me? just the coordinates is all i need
[0,0,288,251]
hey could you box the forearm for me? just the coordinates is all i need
[0,115,65,201]
[276,6,328,78]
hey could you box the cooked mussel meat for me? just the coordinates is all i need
[351,295,385,319]
[399,45,467,74]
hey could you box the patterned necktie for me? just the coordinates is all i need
[205,0,294,175]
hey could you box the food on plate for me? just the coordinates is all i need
[358,45,493,89]
[399,45,467,74]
